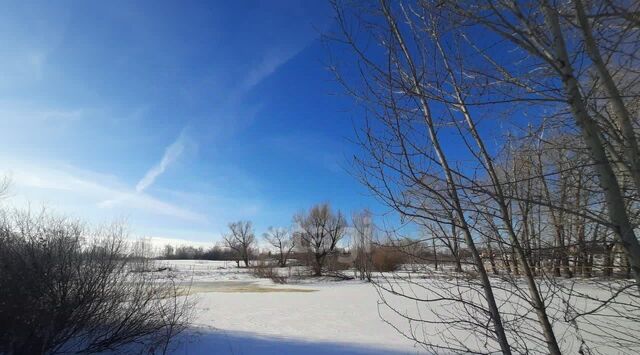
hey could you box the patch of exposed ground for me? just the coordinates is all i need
[180,281,317,294]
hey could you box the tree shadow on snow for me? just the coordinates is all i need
[171,328,421,355]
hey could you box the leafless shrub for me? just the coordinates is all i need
[371,246,406,272]
[0,208,193,354]
[326,255,352,272]
[251,261,288,284]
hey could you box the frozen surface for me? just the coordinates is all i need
[155,260,423,354]
[148,260,639,355]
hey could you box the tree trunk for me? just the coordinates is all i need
[314,254,324,276]
[432,239,439,271]
[487,239,498,275]
[380,3,513,352]
[543,4,640,287]
[573,0,640,195]
[604,243,615,278]
[511,249,520,276]
[434,31,562,353]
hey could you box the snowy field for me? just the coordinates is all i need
[154,260,422,354]
[148,260,639,355]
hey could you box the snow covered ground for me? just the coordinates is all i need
[150,260,639,355]
[155,260,422,354]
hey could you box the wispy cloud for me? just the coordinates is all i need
[2,158,205,223]
[136,130,188,193]
[240,47,300,94]
[98,191,205,222]
[96,128,195,216]
[0,101,86,124]
[266,132,344,174]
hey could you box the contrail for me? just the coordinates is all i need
[136,130,187,193]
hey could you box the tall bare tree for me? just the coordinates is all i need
[446,0,640,287]
[294,203,347,276]
[223,220,255,267]
[352,209,374,281]
[329,0,640,352]
[263,226,295,267]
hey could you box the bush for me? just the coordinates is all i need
[326,254,352,272]
[372,246,406,272]
[251,261,288,284]
[0,209,192,354]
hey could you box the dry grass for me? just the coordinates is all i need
[179,281,315,294]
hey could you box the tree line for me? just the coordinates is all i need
[160,203,415,279]
[162,203,352,275]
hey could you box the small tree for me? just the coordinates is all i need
[352,209,374,281]
[263,226,295,267]
[294,203,347,276]
[223,220,255,267]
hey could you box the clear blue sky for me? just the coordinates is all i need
[0,0,386,244]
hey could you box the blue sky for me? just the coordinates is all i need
[0,0,385,244]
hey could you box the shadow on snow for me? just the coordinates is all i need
[170,328,421,355]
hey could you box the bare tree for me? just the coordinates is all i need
[294,203,347,276]
[328,1,516,351]
[446,0,640,287]
[223,220,255,267]
[329,0,640,352]
[263,226,295,267]
[352,209,374,281]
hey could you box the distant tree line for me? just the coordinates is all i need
[160,243,238,261]
[159,203,439,279]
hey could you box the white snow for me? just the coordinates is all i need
[155,260,422,354]
[148,260,639,355]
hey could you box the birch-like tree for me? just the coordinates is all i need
[329,0,640,352]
